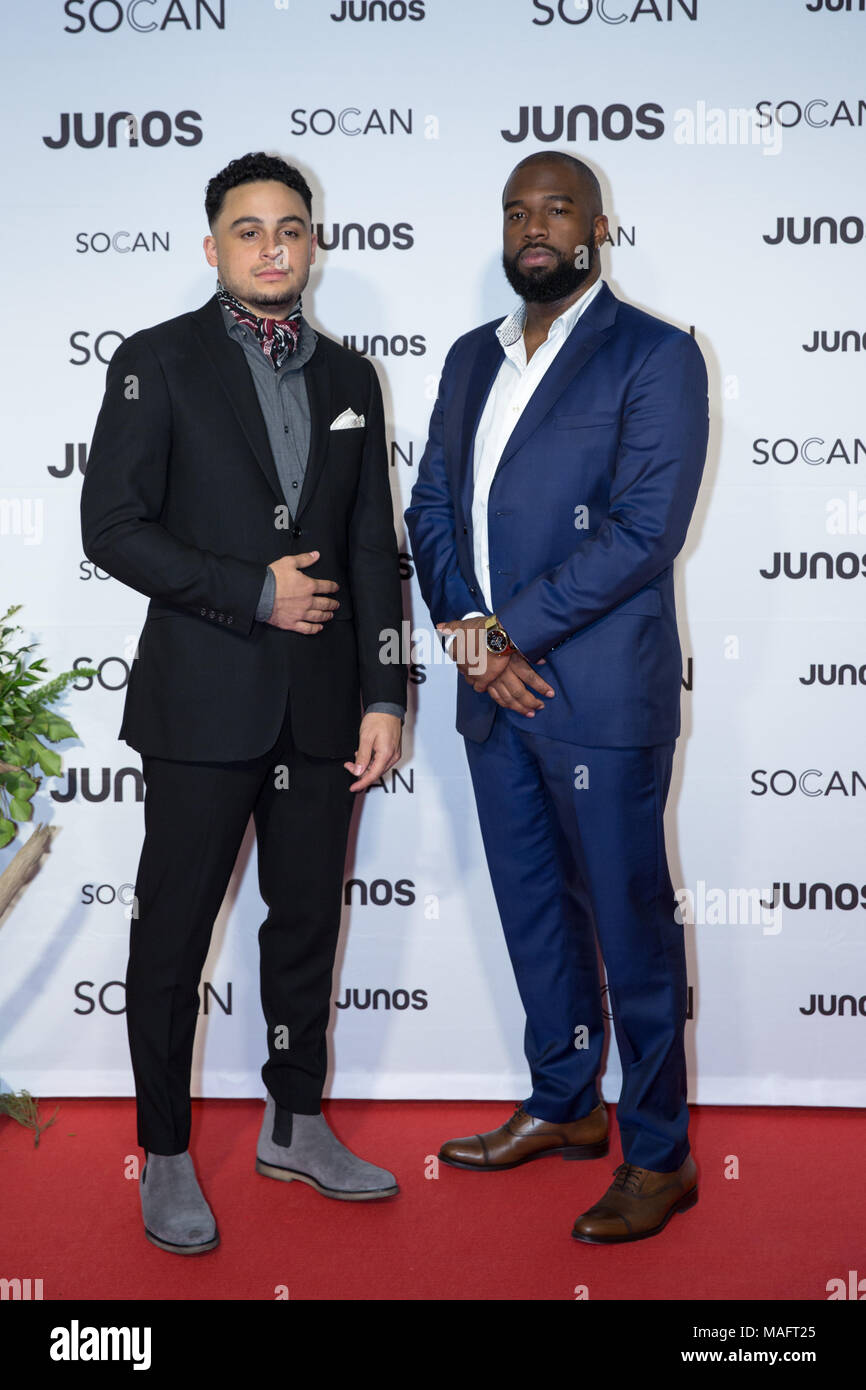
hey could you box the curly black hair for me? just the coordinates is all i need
[205,152,313,227]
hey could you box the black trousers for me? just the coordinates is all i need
[126,690,356,1155]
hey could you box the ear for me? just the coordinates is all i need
[203,234,218,269]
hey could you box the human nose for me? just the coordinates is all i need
[522,210,549,241]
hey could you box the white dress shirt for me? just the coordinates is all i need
[443,277,605,650]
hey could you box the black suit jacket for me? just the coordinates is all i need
[80,295,406,762]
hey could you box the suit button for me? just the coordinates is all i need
[462,526,468,534]
[200,608,206,616]
[469,586,477,595]
[227,616,234,626]
[218,614,225,623]
[208,609,216,619]
[291,524,302,538]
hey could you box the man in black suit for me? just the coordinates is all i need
[81,152,406,1255]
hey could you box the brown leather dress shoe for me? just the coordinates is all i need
[571,1155,698,1243]
[439,1101,608,1171]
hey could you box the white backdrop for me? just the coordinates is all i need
[1,0,865,1108]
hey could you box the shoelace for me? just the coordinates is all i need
[611,1163,648,1195]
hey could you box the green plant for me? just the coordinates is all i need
[0,1089,59,1147]
[0,604,95,850]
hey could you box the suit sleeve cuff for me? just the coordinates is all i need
[365,702,405,722]
[255,567,276,623]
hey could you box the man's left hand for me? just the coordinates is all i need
[344,712,403,791]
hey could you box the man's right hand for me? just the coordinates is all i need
[485,653,555,716]
[266,551,340,633]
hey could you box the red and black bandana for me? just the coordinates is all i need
[217,283,302,370]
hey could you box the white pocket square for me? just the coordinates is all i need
[330,408,365,430]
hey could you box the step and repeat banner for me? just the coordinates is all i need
[1,0,864,1107]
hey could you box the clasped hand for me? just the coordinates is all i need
[435,617,554,716]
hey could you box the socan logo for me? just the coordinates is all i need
[43,110,202,149]
[501,102,664,142]
[290,108,413,136]
[755,98,866,129]
[69,331,125,364]
[750,768,866,796]
[75,231,170,254]
[531,0,698,24]
[752,436,866,467]
[74,980,231,1014]
[63,1,225,33]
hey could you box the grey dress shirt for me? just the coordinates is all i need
[221,300,404,723]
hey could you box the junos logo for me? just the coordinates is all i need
[803,330,865,352]
[343,333,426,357]
[799,993,866,1016]
[759,551,866,578]
[330,0,425,18]
[52,767,143,802]
[315,221,413,251]
[501,102,665,142]
[799,663,866,685]
[43,110,202,148]
[764,882,866,910]
[763,216,864,244]
[335,988,428,1009]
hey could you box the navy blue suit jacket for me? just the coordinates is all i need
[405,281,709,747]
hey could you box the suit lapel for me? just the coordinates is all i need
[189,296,282,501]
[458,331,502,525]
[494,281,618,475]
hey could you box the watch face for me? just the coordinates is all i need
[486,627,510,654]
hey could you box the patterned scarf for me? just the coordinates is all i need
[216,281,302,370]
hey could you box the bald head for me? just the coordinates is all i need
[504,152,603,220]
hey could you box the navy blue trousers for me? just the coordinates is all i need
[464,711,689,1172]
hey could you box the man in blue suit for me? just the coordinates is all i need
[405,152,709,1243]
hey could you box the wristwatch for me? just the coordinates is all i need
[484,614,516,655]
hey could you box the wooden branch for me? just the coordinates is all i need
[0,823,59,923]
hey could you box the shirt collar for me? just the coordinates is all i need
[496,276,605,350]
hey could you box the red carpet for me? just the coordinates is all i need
[1,1100,861,1301]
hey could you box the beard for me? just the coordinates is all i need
[217,270,301,316]
[502,236,597,303]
